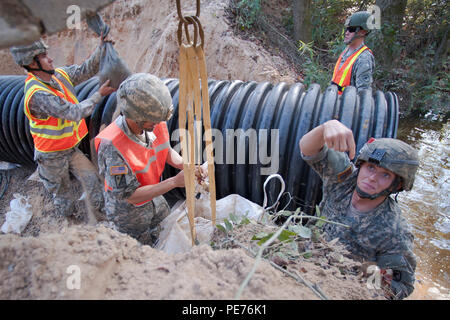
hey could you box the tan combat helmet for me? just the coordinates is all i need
[10,39,48,67]
[117,73,173,123]
[356,138,420,192]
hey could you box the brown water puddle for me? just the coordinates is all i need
[396,118,449,300]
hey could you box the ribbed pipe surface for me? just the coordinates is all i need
[0,76,398,210]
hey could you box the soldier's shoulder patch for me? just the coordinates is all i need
[337,165,352,183]
[110,165,128,175]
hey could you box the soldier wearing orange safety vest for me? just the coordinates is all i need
[331,11,375,95]
[95,73,204,245]
[10,37,116,220]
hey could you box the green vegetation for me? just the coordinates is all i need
[305,0,449,116]
[214,206,349,261]
[233,0,262,30]
[232,0,449,117]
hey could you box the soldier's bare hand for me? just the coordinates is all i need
[195,163,208,183]
[322,120,356,159]
[98,79,116,97]
[173,170,185,188]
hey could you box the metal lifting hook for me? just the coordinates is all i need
[176,0,204,48]
[176,0,200,23]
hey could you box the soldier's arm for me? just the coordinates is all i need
[98,140,185,205]
[166,147,184,170]
[125,143,186,204]
[28,80,115,121]
[29,90,102,121]
[97,141,140,201]
[300,120,356,183]
[299,119,356,159]
[352,52,375,92]
[61,45,103,87]
[376,232,417,300]
[126,172,185,205]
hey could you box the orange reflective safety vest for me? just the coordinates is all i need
[331,45,372,95]
[94,120,170,206]
[23,68,88,152]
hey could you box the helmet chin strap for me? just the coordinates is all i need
[355,185,391,200]
[26,56,55,75]
[355,176,401,200]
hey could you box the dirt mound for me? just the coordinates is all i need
[0,146,384,301]
[0,167,384,300]
[0,223,381,300]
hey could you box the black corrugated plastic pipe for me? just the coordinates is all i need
[0,76,399,210]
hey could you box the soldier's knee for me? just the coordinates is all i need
[90,190,104,210]
[153,195,170,219]
[54,197,75,217]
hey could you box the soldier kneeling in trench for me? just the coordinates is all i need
[95,73,204,245]
[299,119,419,299]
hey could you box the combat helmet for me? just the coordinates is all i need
[117,73,173,123]
[10,39,48,67]
[345,11,372,32]
[355,138,420,194]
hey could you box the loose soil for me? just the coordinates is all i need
[0,166,384,300]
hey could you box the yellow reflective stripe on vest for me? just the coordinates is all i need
[54,68,78,103]
[55,68,73,86]
[338,46,368,87]
[25,70,79,104]
[24,77,81,138]
[30,124,75,139]
[24,85,50,121]
[30,117,77,139]
[333,52,344,79]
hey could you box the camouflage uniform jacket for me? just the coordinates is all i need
[302,145,417,299]
[339,43,375,92]
[96,115,170,245]
[29,46,103,160]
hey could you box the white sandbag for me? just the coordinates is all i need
[155,174,285,254]
[156,193,266,254]
[1,193,32,234]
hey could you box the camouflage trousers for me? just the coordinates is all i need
[106,195,170,246]
[36,147,104,219]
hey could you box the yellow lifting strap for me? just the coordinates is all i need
[176,0,217,246]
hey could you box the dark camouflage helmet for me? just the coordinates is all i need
[345,11,372,31]
[10,39,49,67]
[355,138,419,191]
[117,73,173,123]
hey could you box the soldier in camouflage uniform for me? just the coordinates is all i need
[10,37,116,219]
[331,11,375,93]
[299,119,419,300]
[95,73,186,246]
